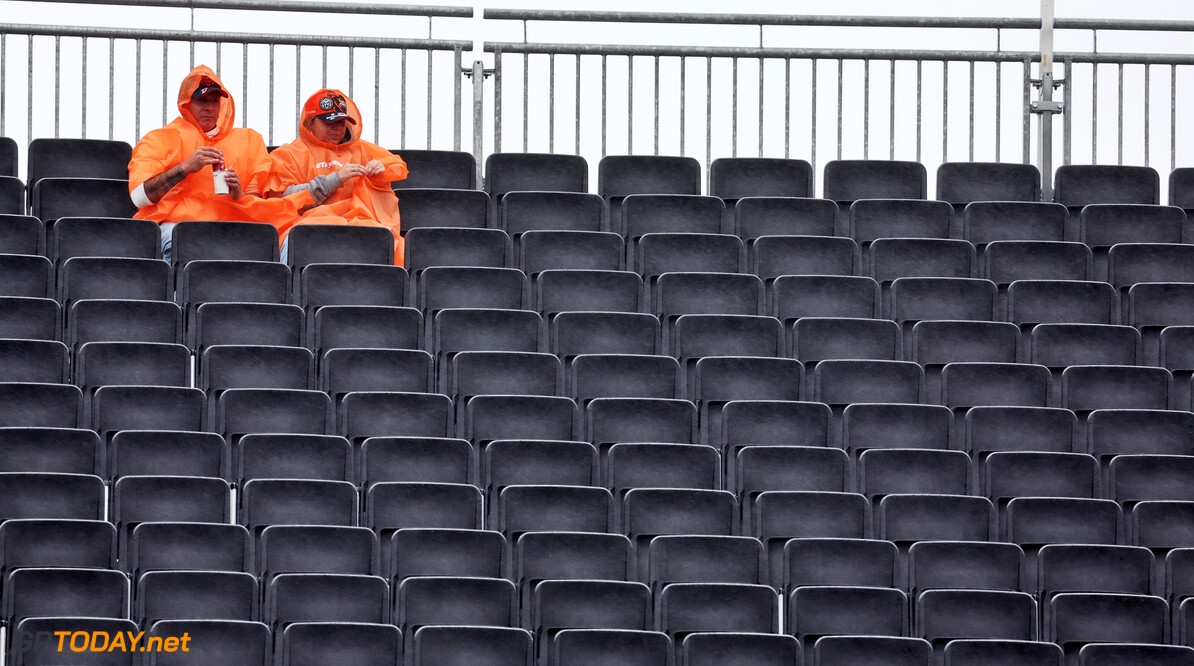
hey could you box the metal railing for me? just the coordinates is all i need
[4,4,1194,198]
[0,0,472,176]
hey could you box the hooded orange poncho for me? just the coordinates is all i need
[128,65,312,231]
[266,88,408,264]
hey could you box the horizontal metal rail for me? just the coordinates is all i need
[0,22,470,50]
[23,0,473,17]
[486,43,1040,61]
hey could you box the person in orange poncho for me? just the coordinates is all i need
[266,89,408,265]
[128,65,312,262]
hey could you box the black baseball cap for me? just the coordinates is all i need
[192,76,229,99]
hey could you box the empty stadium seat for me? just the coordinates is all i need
[814,636,933,666]
[170,219,280,266]
[462,394,576,444]
[68,298,182,346]
[147,619,271,666]
[360,436,472,487]
[750,234,858,279]
[126,521,250,578]
[49,216,160,263]
[0,178,22,215]
[276,622,399,666]
[390,528,504,583]
[485,152,588,196]
[390,188,490,233]
[598,155,702,199]
[782,537,898,593]
[708,157,814,200]
[57,256,170,303]
[238,434,353,485]
[518,230,623,274]
[938,162,1042,207]
[0,296,60,341]
[411,625,532,666]
[499,191,603,235]
[771,275,880,320]
[916,589,1037,653]
[849,198,952,243]
[391,149,477,190]
[822,159,927,202]
[0,426,102,476]
[366,481,482,533]
[0,338,68,384]
[787,586,906,659]
[111,474,230,553]
[734,196,838,240]
[285,224,394,274]
[405,226,512,271]
[258,524,376,584]
[136,570,257,624]
[177,261,291,312]
[1046,592,1167,663]
[0,214,45,255]
[91,385,205,439]
[908,540,1024,595]
[109,430,225,482]
[311,305,421,355]
[1053,165,1160,208]
[31,177,138,222]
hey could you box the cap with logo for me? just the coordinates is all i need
[192,76,229,100]
[307,92,357,125]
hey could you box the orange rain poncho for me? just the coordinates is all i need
[266,88,408,264]
[128,66,312,231]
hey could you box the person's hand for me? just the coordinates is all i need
[364,160,386,177]
[179,146,224,175]
[223,168,243,199]
[336,163,368,182]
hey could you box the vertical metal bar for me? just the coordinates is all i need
[916,59,922,162]
[373,48,379,145]
[241,43,247,128]
[426,47,433,149]
[549,54,556,153]
[320,46,326,90]
[54,36,60,137]
[968,60,975,162]
[1144,65,1150,167]
[731,56,738,157]
[1172,65,1177,172]
[522,53,528,152]
[28,36,34,142]
[1022,58,1031,166]
[471,59,483,185]
[1092,63,1098,163]
[705,56,712,169]
[758,55,764,157]
[135,39,141,140]
[296,45,302,143]
[453,47,462,151]
[601,54,607,157]
[188,38,193,70]
[107,39,115,140]
[348,47,354,99]
[0,34,5,137]
[575,55,582,155]
[835,59,842,160]
[627,55,634,153]
[215,40,221,77]
[679,56,686,157]
[1063,60,1072,166]
[862,58,869,160]
[784,58,791,159]
[268,44,275,145]
[400,49,407,148]
[942,60,949,163]
[652,55,659,156]
[811,59,818,178]
[996,60,1002,161]
[494,48,503,154]
[1117,63,1123,165]
[889,59,895,160]
[81,38,87,137]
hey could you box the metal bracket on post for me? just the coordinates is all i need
[1035,0,1061,201]
[463,61,494,188]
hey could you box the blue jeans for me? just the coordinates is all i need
[160,222,177,263]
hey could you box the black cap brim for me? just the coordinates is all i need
[315,111,356,125]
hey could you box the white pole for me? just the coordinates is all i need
[1039,0,1056,199]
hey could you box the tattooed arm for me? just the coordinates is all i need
[137,146,225,204]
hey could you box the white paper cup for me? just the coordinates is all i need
[212,170,230,195]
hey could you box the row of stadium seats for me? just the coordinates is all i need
[6,134,1194,207]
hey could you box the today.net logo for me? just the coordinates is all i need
[14,631,191,654]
